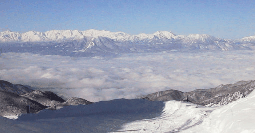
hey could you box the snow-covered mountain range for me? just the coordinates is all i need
[1,30,254,56]
[0,30,202,42]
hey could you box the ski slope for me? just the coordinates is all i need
[0,89,254,133]
[117,90,255,133]
[183,90,255,133]
[114,101,213,133]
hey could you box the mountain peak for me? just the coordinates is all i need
[187,34,212,39]
[185,34,217,42]
[153,31,176,39]
[242,35,255,42]
[0,30,18,35]
[82,29,128,38]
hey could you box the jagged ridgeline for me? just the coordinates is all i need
[1,79,255,118]
[142,80,255,107]
[0,80,92,117]
[1,30,255,56]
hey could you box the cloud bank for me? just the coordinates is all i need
[1,51,255,102]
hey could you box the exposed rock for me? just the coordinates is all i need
[143,89,184,101]
[47,97,93,110]
[142,80,255,106]
[21,90,65,107]
[0,80,33,95]
[63,97,93,106]
[0,80,92,117]
[0,90,47,117]
[185,80,255,106]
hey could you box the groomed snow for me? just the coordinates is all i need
[114,101,214,133]
[116,90,255,133]
[183,89,255,133]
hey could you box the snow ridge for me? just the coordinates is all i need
[0,29,222,42]
[0,29,253,56]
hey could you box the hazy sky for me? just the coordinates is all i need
[0,0,255,39]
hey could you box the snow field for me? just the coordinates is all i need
[115,90,255,133]
[115,101,214,133]
[183,90,255,133]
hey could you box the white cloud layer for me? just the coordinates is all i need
[1,51,255,102]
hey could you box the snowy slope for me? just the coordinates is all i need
[183,90,255,133]
[0,80,34,95]
[0,89,255,133]
[116,90,255,132]
[114,101,213,133]
[0,80,93,119]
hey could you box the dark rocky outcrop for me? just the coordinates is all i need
[142,89,185,101]
[47,97,93,110]
[142,80,255,106]
[0,90,47,117]
[62,97,93,106]
[0,80,34,95]
[0,80,92,117]
[184,80,255,106]
[21,90,65,107]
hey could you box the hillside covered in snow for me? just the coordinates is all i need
[0,80,255,132]
[0,30,254,56]
[0,80,92,119]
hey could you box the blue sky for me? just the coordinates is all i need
[0,0,255,39]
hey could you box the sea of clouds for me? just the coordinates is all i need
[0,51,255,102]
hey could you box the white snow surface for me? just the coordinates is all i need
[3,115,19,120]
[115,90,255,133]
[1,90,255,133]
[114,90,255,133]
[114,101,213,133]
[242,35,255,42]
[182,89,255,133]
